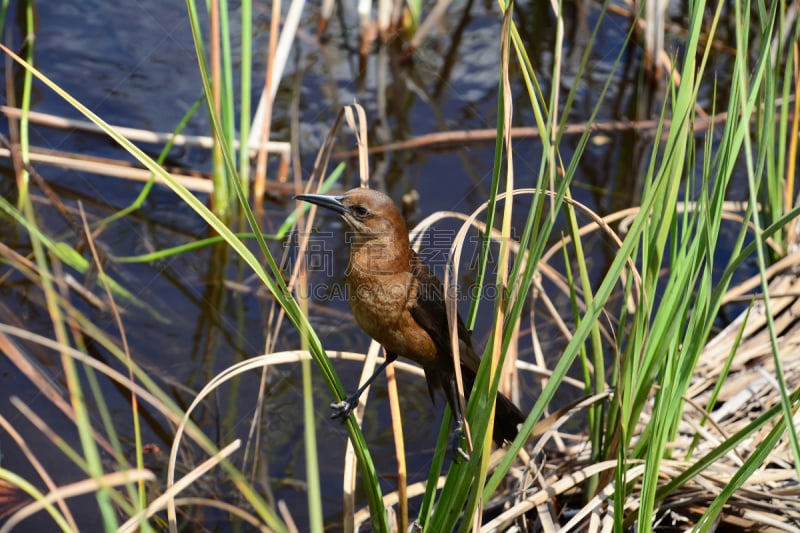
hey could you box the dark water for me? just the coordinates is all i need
[0,0,750,530]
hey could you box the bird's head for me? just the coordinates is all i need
[294,188,409,245]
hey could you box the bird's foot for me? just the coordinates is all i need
[449,421,470,462]
[330,397,359,421]
[450,441,470,462]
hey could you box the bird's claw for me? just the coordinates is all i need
[330,398,358,421]
[451,441,470,462]
[450,422,470,462]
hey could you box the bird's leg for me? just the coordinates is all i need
[330,351,398,421]
[450,418,470,462]
[444,372,470,462]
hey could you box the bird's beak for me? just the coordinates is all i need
[294,193,347,215]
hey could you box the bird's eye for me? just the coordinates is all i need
[351,205,369,218]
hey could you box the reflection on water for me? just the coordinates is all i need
[0,0,751,530]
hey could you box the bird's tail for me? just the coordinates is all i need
[460,364,526,447]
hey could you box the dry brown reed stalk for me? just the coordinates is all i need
[475,7,517,479]
[278,499,301,533]
[286,102,409,533]
[538,200,781,342]
[165,352,285,527]
[786,45,800,243]
[548,203,799,527]
[694,270,800,406]
[407,0,452,53]
[340,340,383,533]
[610,0,678,87]
[643,0,667,78]
[349,393,612,531]
[385,361,409,533]
[332,101,795,158]
[0,145,215,193]
[411,189,642,405]
[247,104,369,483]
[241,64,314,485]
[0,480,28,522]
[135,440,241,533]
[0,415,78,530]
[491,461,641,532]
[0,104,291,161]
[164,347,423,531]
[721,251,800,305]
[342,105,370,190]
[410,188,800,527]
[0,135,83,231]
[316,0,403,49]
[542,262,800,528]
[480,391,616,531]
[604,3,733,55]
[0,331,115,457]
[1,105,293,196]
[0,321,239,485]
[76,202,150,501]
[0,470,156,533]
[250,0,304,200]
[243,131,329,481]
[352,476,449,528]
[172,497,272,531]
[546,0,564,208]
[252,0,283,204]
[316,0,335,36]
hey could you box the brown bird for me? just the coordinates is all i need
[295,187,525,458]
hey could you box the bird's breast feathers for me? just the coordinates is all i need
[346,272,438,363]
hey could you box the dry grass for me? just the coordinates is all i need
[479,258,800,531]
[1,0,798,529]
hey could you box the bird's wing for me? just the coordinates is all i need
[408,252,482,372]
